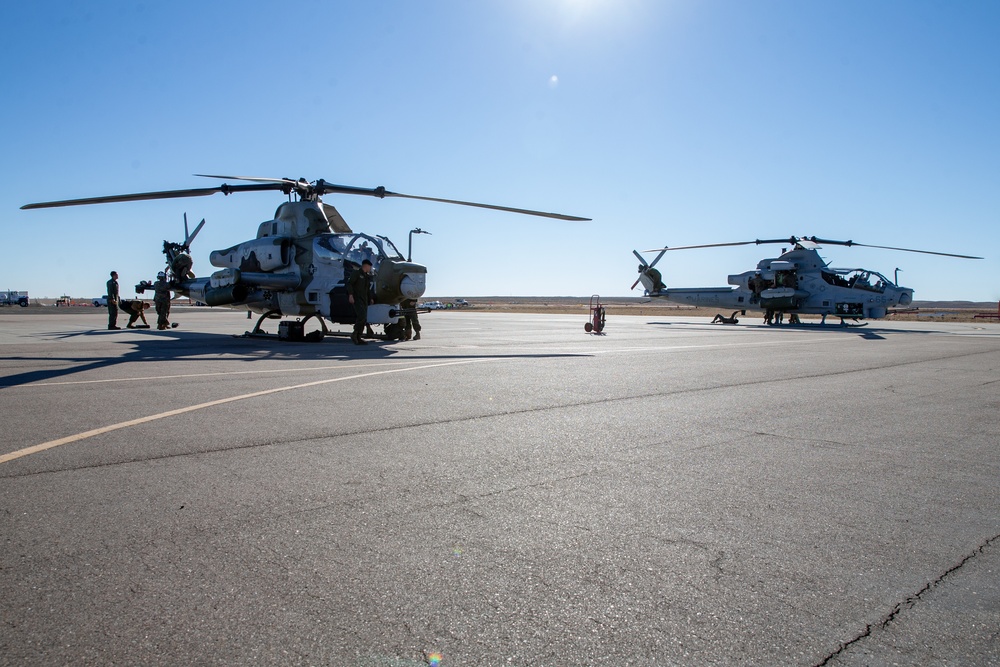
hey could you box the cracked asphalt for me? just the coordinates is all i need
[1,308,998,666]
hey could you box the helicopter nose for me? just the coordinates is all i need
[400,272,426,299]
[375,260,427,303]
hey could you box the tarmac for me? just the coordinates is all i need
[1,307,998,666]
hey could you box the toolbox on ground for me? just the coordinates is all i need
[278,320,304,341]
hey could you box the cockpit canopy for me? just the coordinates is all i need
[822,268,892,293]
[314,232,405,268]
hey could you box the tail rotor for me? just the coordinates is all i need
[632,248,667,292]
[182,212,206,250]
[164,212,205,280]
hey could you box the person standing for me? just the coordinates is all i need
[153,272,171,330]
[347,259,373,345]
[401,298,421,341]
[106,271,121,330]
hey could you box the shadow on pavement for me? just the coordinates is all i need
[0,328,590,389]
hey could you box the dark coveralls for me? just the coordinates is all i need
[122,300,149,328]
[153,278,171,329]
[400,298,421,340]
[106,277,120,329]
[346,267,373,343]
[647,267,664,293]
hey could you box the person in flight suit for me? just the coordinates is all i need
[106,271,121,329]
[347,259,374,345]
[400,298,421,341]
[153,272,172,330]
[122,300,150,328]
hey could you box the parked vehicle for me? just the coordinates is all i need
[1,290,29,307]
[93,295,108,307]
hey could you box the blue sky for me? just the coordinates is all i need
[2,0,997,301]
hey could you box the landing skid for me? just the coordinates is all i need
[239,310,331,341]
[241,309,282,338]
[819,314,868,327]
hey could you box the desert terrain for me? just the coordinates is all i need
[6,296,999,323]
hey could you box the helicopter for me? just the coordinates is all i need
[632,236,982,325]
[22,174,589,340]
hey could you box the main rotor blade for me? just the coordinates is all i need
[194,173,293,184]
[643,235,983,259]
[643,240,760,253]
[197,176,591,220]
[382,191,590,221]
[805,237,982,259]
[844,242,983,260]
[21,183,284,209]
[23,175,590,221]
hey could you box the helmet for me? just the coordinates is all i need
[157,271,166,278]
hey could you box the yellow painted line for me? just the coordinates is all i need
[5,359,427,388]
[0,359,491,466]
[0,336,853,465]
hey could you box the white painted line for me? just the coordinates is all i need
[4,359,429,389]
[0,358,492,466]
[0,335,854,465]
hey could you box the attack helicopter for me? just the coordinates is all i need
[633,236,982,325]
[22,174,589,340]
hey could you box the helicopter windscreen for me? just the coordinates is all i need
[314,233,404,266]
[828,269,890,293]
[342,233,394,267]
[313,235,349,262]
[376,235,405,260]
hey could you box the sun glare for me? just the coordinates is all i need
[512,0,655,38]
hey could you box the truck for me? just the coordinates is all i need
[1,291,29,307]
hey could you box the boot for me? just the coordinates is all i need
[413,331,420,340]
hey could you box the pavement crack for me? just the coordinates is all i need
[812,532,1000,666]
